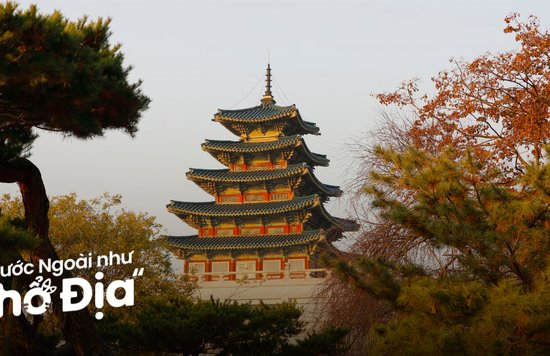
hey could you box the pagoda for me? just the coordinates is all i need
[166,65,358,281]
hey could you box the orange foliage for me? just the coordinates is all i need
[377,14,550,177]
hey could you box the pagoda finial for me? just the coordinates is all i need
[261,63,276,105]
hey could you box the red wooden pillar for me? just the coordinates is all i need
[205,259,211,281]
[229,259,236,280]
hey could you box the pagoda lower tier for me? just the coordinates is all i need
[166,194,358,234]
[168,230,334,281]
[166,193,358,280]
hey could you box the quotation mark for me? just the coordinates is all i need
[132,268,144,277]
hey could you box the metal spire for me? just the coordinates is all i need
[261,63,275,105]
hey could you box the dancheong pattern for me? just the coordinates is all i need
[165,64,358,278]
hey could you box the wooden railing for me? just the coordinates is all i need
[184,268,330,282]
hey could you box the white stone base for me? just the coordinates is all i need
[192,271,329,331]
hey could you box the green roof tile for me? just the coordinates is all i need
[202,135,301,152]
[188,163,308,181]
[167,194,320,217]
[214,104,320,136]
[217,104,297,121]
[167,194,358,233]
[186,163,342,197]
[201,135,329,166]
[166,230,324,250]
[332,217,361,232]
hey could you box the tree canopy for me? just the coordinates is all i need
[326,14,550,354]
[99,296,348,356]
[0,193,193,301]
[0,215,38,264]
[330,146,550,354]
[0,1,150,160]
[377,14,550,177]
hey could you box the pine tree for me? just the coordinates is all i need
[332,146,550,354]
[0,3,149,354]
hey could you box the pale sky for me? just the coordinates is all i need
[2,1,549,248]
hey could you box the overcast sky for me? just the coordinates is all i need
[2,1,549,247]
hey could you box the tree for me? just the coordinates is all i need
[0,3,149,354]
[0,217,40,354]
[0,193,194,302]
[355,12,550,283]
[377,14,550,177]
[330,146,550,354]
[0,216,38,265]
[0,193,195,352]
[366,268,550,355]
[99,296,349,355]
[326,14,550,353]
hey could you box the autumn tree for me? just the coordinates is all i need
[325,14,550,353]
[0,193,194,302]
[342,12,550,285]
[377,14,550,177]
[0,3,149,354]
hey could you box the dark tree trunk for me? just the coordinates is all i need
[0,276,44,355]
[0,158,112,355]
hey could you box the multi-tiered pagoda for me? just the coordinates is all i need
[166,65,358,281]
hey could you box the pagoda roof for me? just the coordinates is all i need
[165,230,324,251]
[203,135,300,153]
[202,135,329,166]
[186,163,342,197]
[167,194,359,233]
[330,217,360,232]
[167,194,321,217]
[217,104,296,122]
[214,104,320,136]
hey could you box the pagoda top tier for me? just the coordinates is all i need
[214,104,319,139]
[213,64,320,140]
